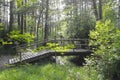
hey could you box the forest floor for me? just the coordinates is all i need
[0,55,13,68]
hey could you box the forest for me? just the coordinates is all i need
[0,0,120,80]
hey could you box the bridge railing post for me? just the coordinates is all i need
[73,38,75,52]
[84,39,89,50]
[54,36,57,64]
[60,34,64,49]
[87,39,90,50]
[15,41,22,62]
[18,46,22,62]
[20,51,22,62]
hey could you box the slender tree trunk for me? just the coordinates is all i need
[24,0,27,33]
[44,0,49,45]
[0,2,2,23]
[118,0,120,18]
[9,0,14,32]
[37,0,44,46]
[21,13,24,34]
[99,0,102,20]
[92,0,98,20]
[118,0,120,27]
[20,1,24,34]
[18,14,21,30]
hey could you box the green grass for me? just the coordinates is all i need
[0,63,99,80]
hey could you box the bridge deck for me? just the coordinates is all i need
[8,49,92,65]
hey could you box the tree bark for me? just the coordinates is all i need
[44,0,49,45]
[37,0,44,46]
[118,0,120,19]
[92,0,98,20]
[9,0,14,32]
[18,13,21,30]
[20,1,24,34]
[24,0,27,33]
[0,2,2,23]
[98,0,102,20]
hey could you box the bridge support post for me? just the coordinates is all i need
[73,38,75,52]
[20,52,22,62]
[54,36,57,64]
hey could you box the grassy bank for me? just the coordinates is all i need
[0,63,98,80]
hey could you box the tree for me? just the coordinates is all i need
[92,0,99,20]
[63,0,95,38]
[98,0,102,20]
[44,0,49,45]
[9,0,14,32]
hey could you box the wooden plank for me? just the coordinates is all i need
[25,55,31,59]
[13,58,16,63]
[22,55,28,60]
[11,59,14,64]
[9,59,12,64]
[8,49,92,65]
[15,58,19,62]
[22,55,27,60]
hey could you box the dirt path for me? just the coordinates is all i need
[0,55,14,68]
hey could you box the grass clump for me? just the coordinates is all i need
[0,63,99,80]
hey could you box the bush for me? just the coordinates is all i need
[33,43,75,53]
[10,30,35,44]
[89,20,120,80]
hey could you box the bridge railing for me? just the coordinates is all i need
[49,38,90,50]
[12,38,90,61]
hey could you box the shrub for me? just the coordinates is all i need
[89,20,120,80]
[33,43,75,53]
[10,30,35,44]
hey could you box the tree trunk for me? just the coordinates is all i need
[92,0,98,20]
[118,0,120,19]
[20,1,24,34]
[21,13,24,34]
[24,0,27,33]
[0,2,2,23]
[44,0,49,45]
[36,0,44,47]
[9,0,14,32]
[18,13,21,30]
[98,0,102,20]
[118,0,120,27]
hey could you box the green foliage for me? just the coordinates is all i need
[10,30,35,44]
[90,20,115,50]
[102,1,117,25]
[90,20,120,80]
[0,23,4,31]
[0,23,4,38]
[0,63,98,80]
[66,10,96,38]
[34,43,75,54]
[50,43,75,53]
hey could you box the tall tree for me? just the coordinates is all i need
[0,1,2,23]
[9,0,14,32]
[24,0,27,32]
[37,0,44,43]
[20,1,24,34]
[118,0,120,18]
[98,0,102,20]
[44,0,49,44]
[92,0,99,20]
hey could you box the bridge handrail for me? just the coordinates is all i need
[10,38,90,62]
[12,38,89,49]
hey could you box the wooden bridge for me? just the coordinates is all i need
[8,38,92,65]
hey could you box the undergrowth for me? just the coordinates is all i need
[0,63,98,80]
